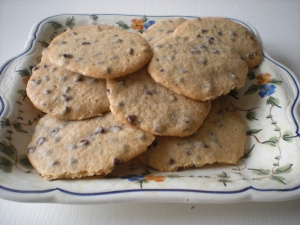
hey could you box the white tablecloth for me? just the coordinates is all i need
[1,0,300,224]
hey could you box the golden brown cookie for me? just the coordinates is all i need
[107,66,211,137]
[27,113,155,180]
[47,25,152,78]
[147,36,248,101]
[174,17,263,68]
[26,51,110,120]
[137,96,246,172]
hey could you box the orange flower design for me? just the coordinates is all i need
[131,19,144,30]
[257,73,271,86]
[145,175,165,182]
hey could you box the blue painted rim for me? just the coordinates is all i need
[0,14,300,199]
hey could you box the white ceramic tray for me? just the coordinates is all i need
[0,14,300,204]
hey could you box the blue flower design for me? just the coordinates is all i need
[121,174,144,182]
[144,20,155,29]
[259,84,276,98]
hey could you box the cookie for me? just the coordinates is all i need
[147,36,248,101]
[26,51,110,120]
[27,113,155,180]
[142,18,187,47]
[174,17,263,68]
[137,96,246,172]
[107,67,211,137]
[47,25,152,78]
[48,24,119,49]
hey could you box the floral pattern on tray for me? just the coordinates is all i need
[0,14,299,203]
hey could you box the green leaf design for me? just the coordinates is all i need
[167,174,181,178]
[49,21,63,30]
[218,179,231,186]
[273,162,279,166]
[262,136,278,147]
[283,130,297,142]
[17,90,27,98]
[217,172,229,178]
[248,168,270,175]
[90,14,98,21]
[246,111,258,121]
[275,155,282,160]
[246,129,263,136]
[0,118,10,127]
[18,154,33,169]
[243,145,255,158]
[244,84,259,95]
[65,16,75,28]
[115,20,130,30]
[229,89,239,99]
[15,69,31,77]
[0,156,13,173]
[274,164,293,174]
[0,141,15,160]
[141,15,148,22]
[12,122,27,133]
[267,96,281,108]
[270,175,286,185]
[38,39,49,48]
[247,71,256,80]
[269,78,283,85]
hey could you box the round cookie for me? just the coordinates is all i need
[27,113,155,180]
[26,51,110,120]
[106,66,211,137]
[174,17,263,68]
[47,26,152,78]
[147,36,248,101]
[137,96,246,172]
[142,18,187,47]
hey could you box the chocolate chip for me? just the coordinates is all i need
[198,58,207,65]
[190,49,200,54]
[42,64,47,69]
[127,48,134,55]
[113,39,123,44]
[166,55,174,61]
[94,127,105,135]
[211,49,219,54]
[106,89,110,95]
[196,34,201,38]
[74,74,83,82]
[64,86,71,93]
[59,41,66,45]
[44,89,51,95]
[30,79,41,86]
[70,32,77,36]
[27,147,35,154]
[51,161,59,167]
[113,158,124,166]
[62,54,73,58]
[200,29,208,33]
[105,67,111,74]
[176,167,183,172]
[62,107,68,115]
[62,94,71,102]
[145,90,153,95]
[37,137,45,146]
[49,128,59,135]
[126,115,136,125]
[82,42,91,45]
[169,159,175,165]
[68,144,76,151]
[229,29,237,36]
[160,69,164,72]
[78,139,89,147]
[33,67,39,71]
[166,29,174,33]
[109,126,122,132]
[217,31,223,36]
[68,158,78,165]
[186,148,191,155]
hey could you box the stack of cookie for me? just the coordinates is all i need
[26,17,262,180]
